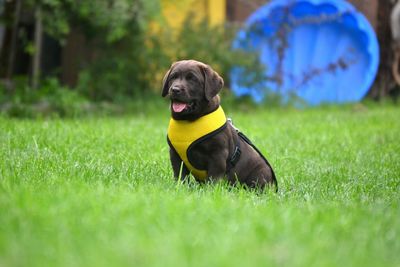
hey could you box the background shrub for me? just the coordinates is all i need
[1,0,267,116]
[75,18,267,101]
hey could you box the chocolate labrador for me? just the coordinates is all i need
[162,59,277,190]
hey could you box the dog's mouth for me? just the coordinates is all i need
[171,101,194,113]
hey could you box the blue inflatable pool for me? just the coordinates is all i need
[231,0,380,104]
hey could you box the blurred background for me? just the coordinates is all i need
[0,0,398,117]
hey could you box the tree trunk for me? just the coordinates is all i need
[32,5,43,89]
[368,1,393,99]
[6,0,21,83]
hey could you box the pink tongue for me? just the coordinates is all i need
[172,102,187,113]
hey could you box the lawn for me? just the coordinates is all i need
[0,102,399,267]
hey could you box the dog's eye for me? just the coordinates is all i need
[186,73,197,81]
[169,73,178,80]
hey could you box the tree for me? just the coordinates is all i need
[369,1,395,99]
[1,0,162,91]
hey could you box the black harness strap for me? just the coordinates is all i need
[226,119,241,172]
[225,119,277,183]
[237,132,277,182]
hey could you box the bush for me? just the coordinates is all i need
[74,17,267,101]
[2,1,269,114]
[0,78,91,118]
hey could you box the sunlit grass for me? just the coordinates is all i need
[0,103,399,267]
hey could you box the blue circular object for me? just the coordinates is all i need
[231,0,380,105]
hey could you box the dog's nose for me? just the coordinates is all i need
[171,86,181,94]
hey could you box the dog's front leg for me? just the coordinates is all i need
[207,151,228,183]
[170,148,190,182]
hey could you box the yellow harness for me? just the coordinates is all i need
[167,106,227,180]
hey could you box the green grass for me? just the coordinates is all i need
[0,103,399,267]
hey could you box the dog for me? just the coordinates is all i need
[162,59,277,190]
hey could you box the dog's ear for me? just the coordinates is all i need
[162,63,176,97]
[201,64,224,101]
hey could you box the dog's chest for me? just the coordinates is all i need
[167,106,227,180]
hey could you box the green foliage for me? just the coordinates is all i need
[156,18,267,90]
[27,0,161,43]
[4,0,164,103]
[0,78,90,118]
[23,0,266,102]
[1,0,268,107]
[72,17,267,101]
[74,22,152,101]
[0,78,171,118]
[0,104,399,266]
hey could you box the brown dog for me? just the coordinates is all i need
[162,60,277,190]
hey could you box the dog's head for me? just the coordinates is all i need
[162,60,224,120]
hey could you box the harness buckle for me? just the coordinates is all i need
[230,146,241,167]
[227,118,240,133]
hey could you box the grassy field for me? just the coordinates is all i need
[0,102,399,267]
